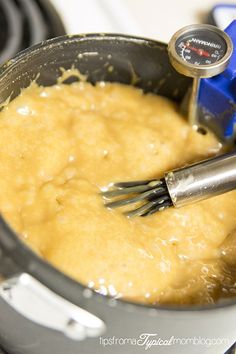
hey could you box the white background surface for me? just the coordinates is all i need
[51,0,236,42]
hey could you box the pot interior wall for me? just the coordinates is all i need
[0,34,191,107]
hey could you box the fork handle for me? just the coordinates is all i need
[165,150,236,207]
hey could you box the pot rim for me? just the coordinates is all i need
[0,33,235,314]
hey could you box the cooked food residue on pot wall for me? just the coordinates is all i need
[0,79,235,305]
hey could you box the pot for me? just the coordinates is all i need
[0,34,235,354]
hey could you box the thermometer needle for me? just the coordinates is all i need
[185,42,210,57]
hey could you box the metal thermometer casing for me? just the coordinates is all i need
[168,24,233,130]
[168,24,233,78]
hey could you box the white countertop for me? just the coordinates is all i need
[51,0,236,42]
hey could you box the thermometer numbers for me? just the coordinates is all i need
[175,30,227,66]
[168,24,233,78]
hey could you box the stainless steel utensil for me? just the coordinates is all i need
[102,150,236,217]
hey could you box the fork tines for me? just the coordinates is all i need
[101,178,173,217]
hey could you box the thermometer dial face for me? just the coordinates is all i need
[168,24,233,78]
[175,29,227,66]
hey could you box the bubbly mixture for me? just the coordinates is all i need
[0,81,236,305]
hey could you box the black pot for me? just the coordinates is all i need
[0,34,235,354]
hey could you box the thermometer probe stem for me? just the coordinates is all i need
[168,24,233,134]
[189,77,201,128]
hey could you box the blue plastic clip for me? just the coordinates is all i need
[198,20,236,140]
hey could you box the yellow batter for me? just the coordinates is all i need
[0,80,236,305]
